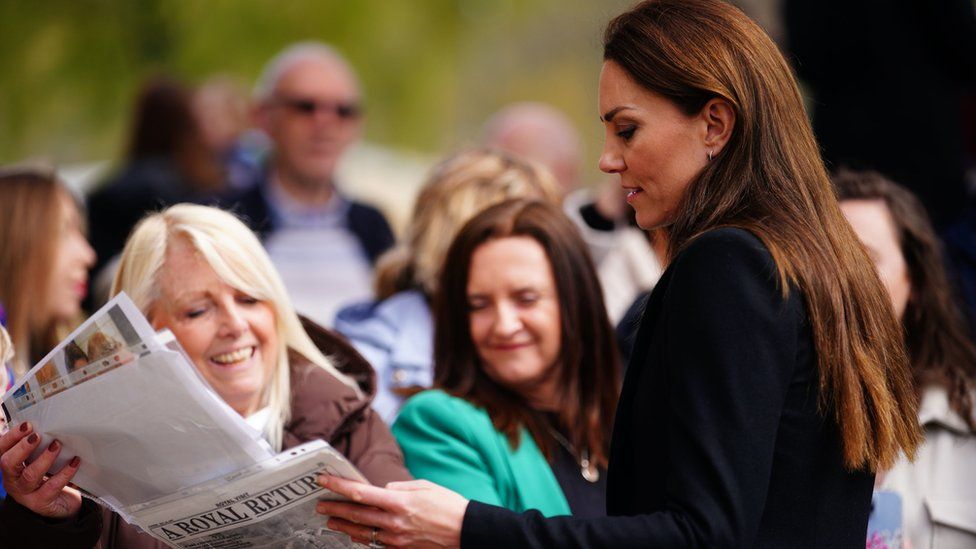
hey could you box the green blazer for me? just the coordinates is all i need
[391,389,572,516]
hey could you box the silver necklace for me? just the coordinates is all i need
[546,426,600,483]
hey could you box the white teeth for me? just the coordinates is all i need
[211,347,255,365]
[627,189,641,198]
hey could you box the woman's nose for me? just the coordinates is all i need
[218,304,248,337]
[493,303,523,337]
[599,145,625,174]
[81,239,96,268]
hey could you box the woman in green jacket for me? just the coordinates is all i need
[391,199,621,517]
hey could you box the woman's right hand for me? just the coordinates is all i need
[0,421,82,519]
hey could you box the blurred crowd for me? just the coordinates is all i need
[1,1,976,546]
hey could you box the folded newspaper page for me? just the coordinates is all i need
[2,293,373,547]
[133,439,369,548]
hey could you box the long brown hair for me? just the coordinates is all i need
[604,0,921,470]
[0,168,73,375]
[835,169,976,430]
[434,199,620,468]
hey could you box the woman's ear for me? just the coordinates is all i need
[701,97,735,156]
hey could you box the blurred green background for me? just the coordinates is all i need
[0,0,649,182]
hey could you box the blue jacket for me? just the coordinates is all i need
[334,290,433,422]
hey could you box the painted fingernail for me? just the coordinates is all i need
[19,422,29,433]
[70,456,80,467]
[48,440,60,452]
[27,433,38,444]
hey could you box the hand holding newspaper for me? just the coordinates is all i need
[1,293,371,548]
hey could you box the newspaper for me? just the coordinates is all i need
[133,440,368,548]
[1,294,371,547]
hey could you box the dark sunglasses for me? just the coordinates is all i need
[275,97,362,120]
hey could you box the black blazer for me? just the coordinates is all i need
[462,228,874,548]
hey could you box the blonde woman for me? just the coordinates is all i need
[0,204,409,548]
[334,148,559,422]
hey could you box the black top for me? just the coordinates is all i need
[543,415,607,518]
[462,228,875,548]
[785,0,976,228]
[578,202,616,232]
[87,157,205,281]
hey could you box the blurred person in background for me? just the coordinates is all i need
[392,199,619,518]
[0,203,409,548]
[193,74,270,190]
[219,42,394,327]
[87,76,225,295]
[0,168,96,377]
[334,149,559,423]
[482,102,662,323]
[836,169,976,549]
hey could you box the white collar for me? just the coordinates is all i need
[917,385,974,434]
[245,406,273,434]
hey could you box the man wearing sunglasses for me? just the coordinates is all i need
[219,42,395,327]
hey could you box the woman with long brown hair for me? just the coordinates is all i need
[391,199,618,518]
[836,169,976,548]
[315,1,921,546]
[0,168,96,376]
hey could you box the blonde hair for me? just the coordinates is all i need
[112,203,360,450]
[374,148,560,299]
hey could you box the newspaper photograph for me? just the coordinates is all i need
[3,293,156,414]
[1,293,273,516]
[133,440,369,549]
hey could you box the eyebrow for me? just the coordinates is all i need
[601,106,635,122]
[170,290,211,303]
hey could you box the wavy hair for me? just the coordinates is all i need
[373,148,560,300]
[835,169,976,430]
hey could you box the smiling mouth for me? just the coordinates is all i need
[626,188,643,200]
[491,342,532,351]
[211,346,256,366]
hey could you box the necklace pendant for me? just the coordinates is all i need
[580,457,600,483]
